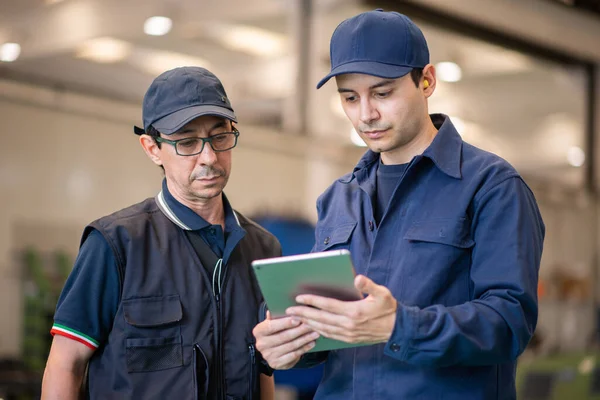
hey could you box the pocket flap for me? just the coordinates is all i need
[317,222,357,249]
[123,295,183,327]
[404,218,474,248]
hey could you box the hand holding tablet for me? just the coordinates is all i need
[252,250,366,352]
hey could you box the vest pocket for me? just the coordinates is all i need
[123,295,184,373]
[193,344,210,400]
[125,336,183,372]
[123,295,183,326]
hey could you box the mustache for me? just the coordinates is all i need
[358,124,391,133]
[190,166,225,180]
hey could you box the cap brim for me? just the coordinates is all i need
[152,105,238,135]
[316,61,413,89]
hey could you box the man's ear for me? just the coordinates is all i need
[422,64,436,97]
[139,135,163,166]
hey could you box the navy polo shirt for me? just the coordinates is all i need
[51,179,243,350]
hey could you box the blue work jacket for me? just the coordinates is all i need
[312,114,545,399]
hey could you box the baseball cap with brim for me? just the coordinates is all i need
[316,61,413,89]
[133,66,237,136]
[151,105,237,135]
[317,9,429,89]
[134,105,237,135]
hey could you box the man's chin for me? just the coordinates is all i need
[191,176,229,196]
[367,144,386,153]
[193,189,223,201]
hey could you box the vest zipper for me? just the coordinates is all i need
[212,258,225,400]
[193,345,198,400]
[215,292,225,400]
[248,343,256,400]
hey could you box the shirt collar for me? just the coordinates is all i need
[155,178,242,232]
[422,114,462,179]
[341,113,463,183]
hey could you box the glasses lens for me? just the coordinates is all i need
[176,138,204,156]
[210,133,237,151]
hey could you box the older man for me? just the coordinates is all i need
[42,67,279,400]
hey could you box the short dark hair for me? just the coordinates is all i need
[410,68,423,88]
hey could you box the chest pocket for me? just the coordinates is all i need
[404,217,474,248]
[401,217,474,307]
[122,295,184,373]
[315,222,357,252]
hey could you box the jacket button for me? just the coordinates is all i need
[324,237,330,245]
[390,343,401,352]
[368,221,374,231]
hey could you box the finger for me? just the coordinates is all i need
[300,318,370,344]
[302,322,355,343]
[293,295,352,315]
[307,329,352,343]
[286,306,350,330]
[269,330,319,361]
[266,310,272,320]
[300,318,350,339]
[270,339,318,369]
[256,322,314,350]
[257,316,301,336]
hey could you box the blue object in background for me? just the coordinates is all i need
[254,216,324,398]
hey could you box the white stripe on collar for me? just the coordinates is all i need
[155,190,192,231]
[155,189,242,231]
[232,209,241,228]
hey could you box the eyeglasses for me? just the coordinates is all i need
[154,129,239,156]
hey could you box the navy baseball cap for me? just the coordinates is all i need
[134,66,237,135]
[317,9,430,89]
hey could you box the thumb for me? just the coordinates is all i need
[266,310,272,320]
[355,274,383,296]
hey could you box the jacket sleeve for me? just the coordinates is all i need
[384,177,544,367]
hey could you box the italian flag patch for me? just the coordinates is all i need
[51,323,99,350]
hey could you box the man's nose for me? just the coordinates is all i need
[197,142,218,165]
[359,99,379,125]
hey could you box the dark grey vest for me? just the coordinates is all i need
[82,198,280,400]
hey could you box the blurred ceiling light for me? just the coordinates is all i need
[567,146,585,167]
[350,128,367,147]
[216,24,286,57]
[0,43,21,62]
[462,44,532,77]
[540,113,581,159]
[45,0,64,4]
[144,16,173,36]
[76,37,132,63]
[436,61,462,83]
[129,48,210,77]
